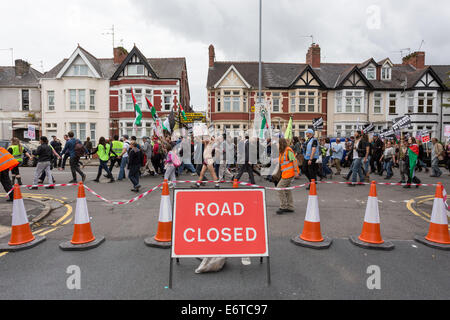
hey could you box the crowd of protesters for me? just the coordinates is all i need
[2,129,450,205]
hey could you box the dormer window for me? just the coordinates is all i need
[366,67,376,80]
[381,67,392,80]
[128,64,145,76]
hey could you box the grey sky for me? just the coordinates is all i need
[1,0,449,111]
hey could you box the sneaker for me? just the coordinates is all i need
[82,174,86,182]
[241,257,251,265]
[191,183,200,189]
[215,184,220,189]
[68,180,77,184]
[28,187,38,190]
[45,186,54,189]
[6,198,13,202]
[93,179,100,183]
[348,183,356,187]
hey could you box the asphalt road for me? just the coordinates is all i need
[0,166,449,300]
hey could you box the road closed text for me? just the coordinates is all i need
[172,190,268,257]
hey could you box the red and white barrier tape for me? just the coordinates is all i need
[315,180,439,188]
[6,183,79,196]
[83,183,163,205]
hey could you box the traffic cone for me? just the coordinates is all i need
[291,180,332,249]
[415,183,450,250]
[233,179,239,188]
[145,180,172,248]
[0,184,46,252]
[59,182,105,251]
[350,181,394,250]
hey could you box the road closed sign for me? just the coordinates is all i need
[172,189,268,258]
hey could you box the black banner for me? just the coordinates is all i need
[392,115,412,131]
[363,123,375,134]
[313,117,323,130]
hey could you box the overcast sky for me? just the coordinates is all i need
[1,0,449,111]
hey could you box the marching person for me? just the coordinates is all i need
[163,143,178,188]
[92,137,115,183]
[430,138,444,178]
[7,137,31,185]
[348,130,369,187]
[192,136,220,189]
[60,131,86,183]
[117,134,131,181]
[276,138,300,214]
[141,136,156,176]
[50,135,62,169]
[379,140,395,180]
[128,141,143,192]
[303,129,319,190]
[30,136,60,190]
[58,134,70,171]
[234,134,256,185]
[108,135,123,175]
[0,146,18,202]
[404,136,421,189]
[331,138,343,175]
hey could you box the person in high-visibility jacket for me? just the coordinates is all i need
[7,137,31,185]
[276,138,299,214]
[92,137,115,183]
[108,135,123,174]
[0,146,19,202]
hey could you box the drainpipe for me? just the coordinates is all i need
[440,90,443,142]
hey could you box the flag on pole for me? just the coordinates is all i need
[162,118,171,133]
[131,88,142,126]
[259,109,269,139]
[145,96,158,121]
[178,103,188,121]
[285,117,293,141]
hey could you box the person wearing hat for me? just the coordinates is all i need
[303,129,319,190]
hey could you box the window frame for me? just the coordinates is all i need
[47,90,55,111]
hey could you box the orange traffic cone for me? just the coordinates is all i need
[0,184,46,252]
[59,182,105,251]
[145,180,172,248]
[350,181,394,250]
[233,179,239,188]
[415,183,450,250]
[291,180,332,249]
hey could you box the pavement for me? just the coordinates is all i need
[0,166,449,300]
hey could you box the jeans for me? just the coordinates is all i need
[118,156,129,180]
[97,160,113,180]
[178,162,196,175]
[363,156,370,174]
[383,160,393,177]
[70,157,84,181]
[322,156,332,175]
[431,158,442,176]
[351,158,364,183]
[128,165,140,187]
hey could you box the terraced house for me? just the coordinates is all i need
[206,44,450,140]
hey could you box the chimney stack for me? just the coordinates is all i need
[306,43,321,68]
[15,59,30,77]
[114,47,128,65]
[209,44,215,68]
[402,51,425,69]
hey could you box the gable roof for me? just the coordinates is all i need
[0,65,42,87]
[358,58,378,69]
[111,46,158,80]
[213,64,251,88]
[42,46,186,81]
[208,59,450,91]
[55,46,102,78]
[288,64,327,88]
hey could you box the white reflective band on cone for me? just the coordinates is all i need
[74,197,90,225]
[364,196,380,224]
[431,197,448,225]
[305,195,320,222]
[12,198,29,226]
[158,195,172,223]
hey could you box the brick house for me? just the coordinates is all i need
[109,46,191,138]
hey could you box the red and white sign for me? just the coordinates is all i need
[421,131,430,143]
[172,189,268,258]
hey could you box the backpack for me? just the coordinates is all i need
[74,141,86,157]
[171,152,181,167]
